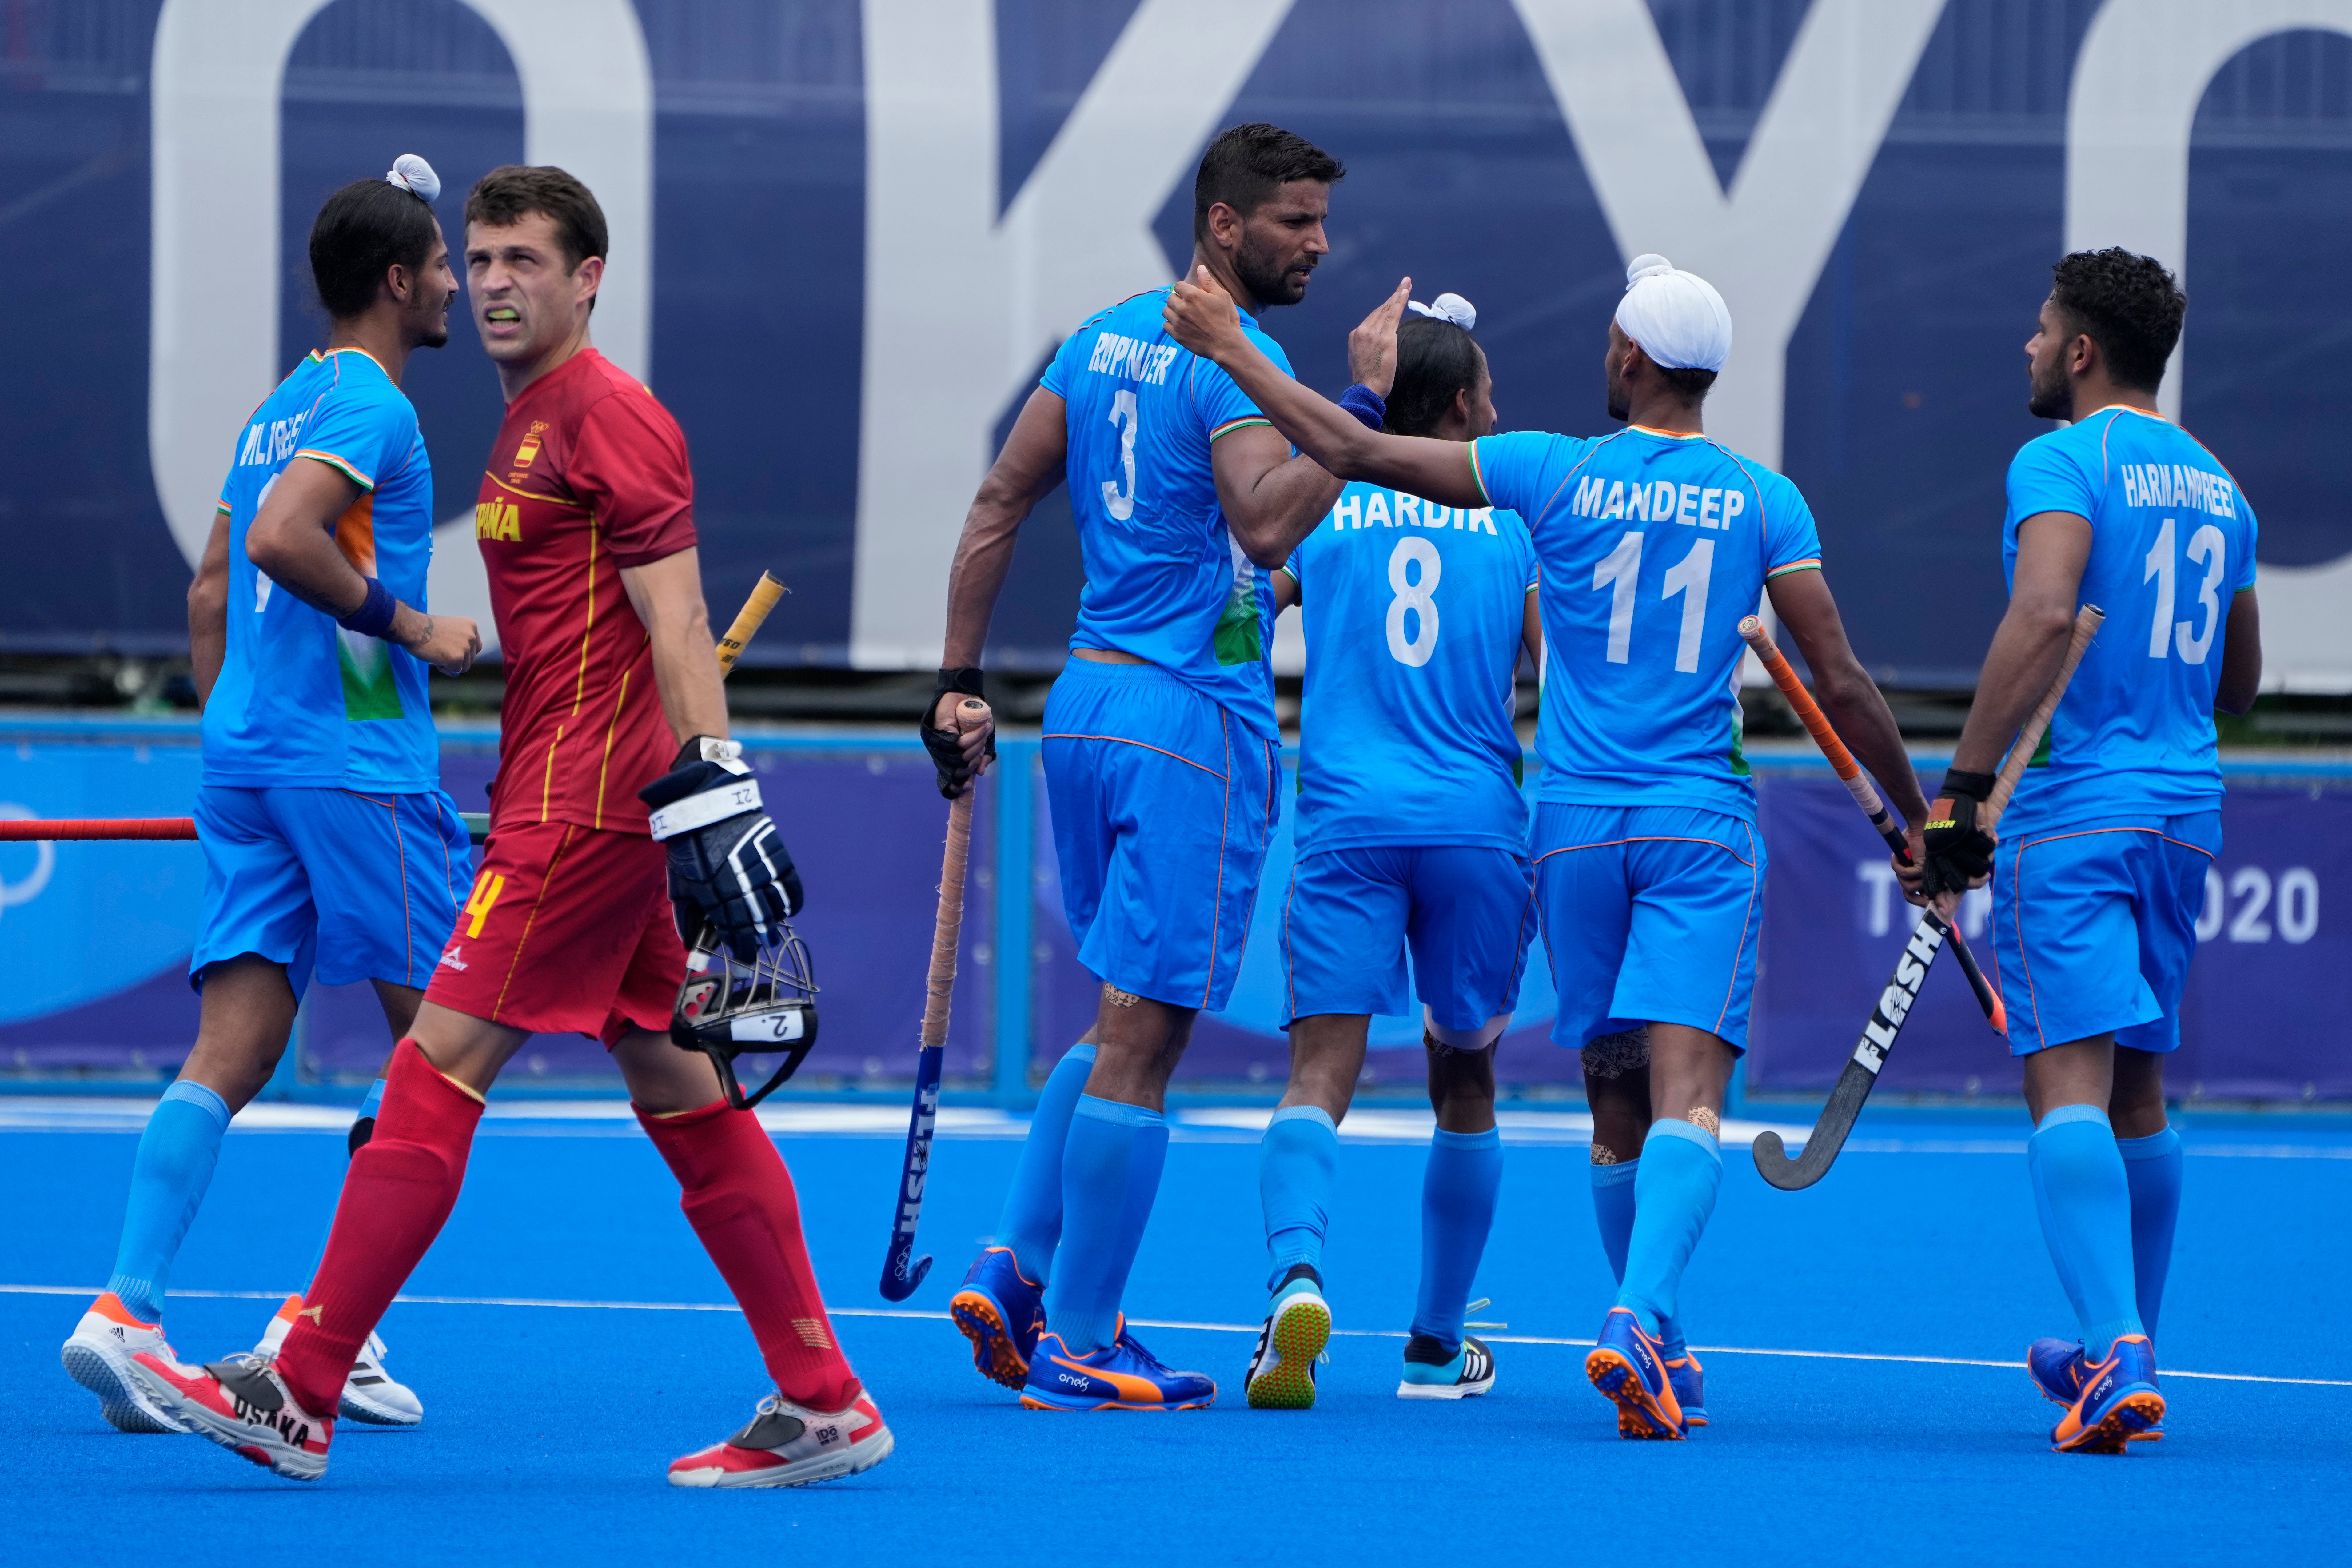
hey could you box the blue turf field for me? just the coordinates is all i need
[3,1103,2345,1564]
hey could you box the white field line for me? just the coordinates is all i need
[6,1283,2346,1389]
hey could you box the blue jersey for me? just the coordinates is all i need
[204,348,439,792]
[1997,406,2258,833]
[1281,479,1536,855]
[1471,425,1824,821]
[1039,288,1292,741]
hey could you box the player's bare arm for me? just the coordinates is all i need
[1272,566,1300,614]
[620,546,728,744]
[1167,270,1485,511]
[187,508,232,707]
[1952,511,2094,783]
[925,386,1069,769]
[1765,567,1930,837]
[244,456,481,673]
[2217,587,2262,714]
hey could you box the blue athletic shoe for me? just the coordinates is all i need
[2029,1336,2162,1441]
[1019,1319,1217,1411]
[1245,1268,1331,1410]
[949,1247,1043,1391]
[1585,1307,1685,1440]
[2050,1334,2165,1454]
[1396,1334,1496,1400]
[1665,1352,1707,1427]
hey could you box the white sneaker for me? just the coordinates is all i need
[61,1292,187,1433]
[256,1294,423,1426]
[126,1348,335,1481]
[668,1390,894,1488]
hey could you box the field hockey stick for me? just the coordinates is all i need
[1753,605,2104,1191]
[1737,616,2003,1032]
[878,700,985,1301]
[716,570,789,677]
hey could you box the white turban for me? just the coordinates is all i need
[384,153,441,204]
[1613,253,1731,373]
[1407,292,1476,330]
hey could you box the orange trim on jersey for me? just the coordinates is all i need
[323,344,392,378]
[1628,423,1706,440]
[297,449,378,493]
[1466,441,1496,508]
[591,660,637,830]
[1209,415,1271,441]
[332,490,377,573]
[491,826,578,1021]
[571,521,600,718]
[1714,820,1762,1036]
[1040,733,1227,779]
[1766,558,1822,579]
[481,470,588,509]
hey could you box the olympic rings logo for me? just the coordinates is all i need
[0,803,55,920]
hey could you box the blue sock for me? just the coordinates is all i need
[1410,1126,1502,1352]
[105,1081,231,1323]
[2118,1125,2183,1340]
[2028,1105,2143,1358]
[1045,1095,1168,1356]
[1591,1158,1638,1281]
[995,1043,1096,1286]
[294,1078,389,1295]
[1260,1105,1339,1291]
[1615,1120,1721,1337]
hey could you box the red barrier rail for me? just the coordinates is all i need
[0,818,197,841]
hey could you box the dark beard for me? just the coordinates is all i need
[2026,357,2070,420]
[1605,363,1630,423]
[1233,239,1311,309]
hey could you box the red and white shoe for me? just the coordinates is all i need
[255,1295,422,1426]
[668,1390,894,1489]
[127,1349,334,1481]
[60,1292,186,1434]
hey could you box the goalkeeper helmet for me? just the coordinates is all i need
[670,921,820,1111]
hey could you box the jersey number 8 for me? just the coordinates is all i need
[1387,537,1441,667]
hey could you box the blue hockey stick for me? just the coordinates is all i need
[879,774,975,1300]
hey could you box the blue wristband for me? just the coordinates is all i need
[338,577,397,640]
[1337,383,1386,431]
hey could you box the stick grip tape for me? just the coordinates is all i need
[715,570,788,678]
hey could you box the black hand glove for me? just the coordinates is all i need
[921,667,993,799]
[1919,768,1998,901]
[638,737,804,961]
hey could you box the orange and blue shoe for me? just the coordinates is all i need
[2049,1334,2165,1454]
[949,1246,1044,1391]
[1665,1351,1708,1427]
[1585,1306,1686,1440]
[2029,1336,2162,1442]
[1019,1318,1216,1411]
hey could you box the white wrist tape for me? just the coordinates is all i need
[648,779,763,841]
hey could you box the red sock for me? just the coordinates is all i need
[636,1099,859,1412]
[277,1040,484,1415]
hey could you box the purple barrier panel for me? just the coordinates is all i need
[1748,775,2010,1095]
[2171,784,2351,1099]
[1750,774,2352,1098]
[290,744,998,1087]
[1030,759,1573,1087]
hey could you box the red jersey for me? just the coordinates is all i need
[474,348,696,835]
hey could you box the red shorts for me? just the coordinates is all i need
[425,819,685,1047]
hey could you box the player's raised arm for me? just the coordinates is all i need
[1765,567,1930,841]
[246,455,480,674]
[923,385,1068,795]
[1167,268,1485,512]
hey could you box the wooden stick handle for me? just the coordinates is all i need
[715,571,789,679]
[920,788,975,1049]
[1984,605,2104,831]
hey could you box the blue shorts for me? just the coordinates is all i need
[192,784,472,996]
[1282,845,1535,1030]
[1533,803,1764,1055]
[1043,660,1278,1012]
[1991,812,2218,1056]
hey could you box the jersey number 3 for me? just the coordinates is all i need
[1593,531,1714,673]
[1102,389,1139,522]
